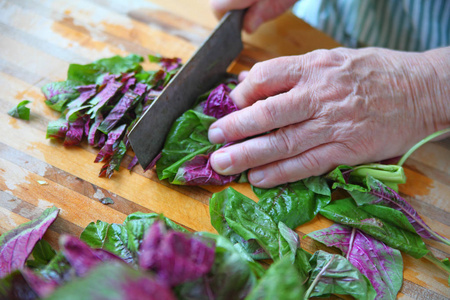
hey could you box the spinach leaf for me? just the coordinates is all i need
[319,198,429,258]
[245,255,307,300]
[210,187,270,260]
[8,100,32,120]
[0,207,59,277]
[305,250,377,300]
[309,224,403,300]
[26,240,57,269]
[67,54,143,85]
[252,177,331,228]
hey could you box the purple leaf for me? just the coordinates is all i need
[87,77,124,117]
[22,268,59,298]
[128,155,139,171]
[98,83,147,134]
[64,116,87,146]
[45,262,176,300]
[87,113,104,146]
[0,207,59,278]
[309,224,403,300]
[201,84,238,119]
[66,84,98,110]
[120,73,137,93]
[94,124,126,163]
[139,221,215,287]
[355,177,450,245]
[144,152,162,172]
[176,154,238,185]
[60,235,123,277]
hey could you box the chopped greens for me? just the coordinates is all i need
[8,100,32,120]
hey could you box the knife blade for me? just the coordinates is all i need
[128,10,245,169]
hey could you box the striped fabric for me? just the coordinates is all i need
[292,0,450,51]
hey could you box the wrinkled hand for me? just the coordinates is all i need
[208,47,450,188]
[210,0,297,33]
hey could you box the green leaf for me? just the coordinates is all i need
[222,188,288,260]
[156,109,219,182]
[209,188,270,260]
[67,55,144,84]
[37,252,72,283]
[319,198,429,258]
[245,255,308,300]
[102,223,133,263]
[252,179,331,228]
[26,240,56,269]
[8,100,32,120]
[79,220,110,249]
[305,250,377,300]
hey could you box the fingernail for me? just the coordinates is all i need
[209,127,226,144]
[211,152,232,173]
[250,169,265,184]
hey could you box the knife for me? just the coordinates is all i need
[128,9,245,169]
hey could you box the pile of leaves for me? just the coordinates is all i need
[42,54,182,177]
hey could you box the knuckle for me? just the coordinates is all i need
[248,62,269,87]
[272,163,290,183]
[270,129,295,156]
[256,101,277,128]
[298,152,321,175]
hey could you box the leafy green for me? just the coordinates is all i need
[245,255,307,300]
[26,240,57,269]
[319,198,429,258]
[45,262,176,300]
[305,250,377,300]
[176,232,263,300]
[67,54,143,85]
[0,207,59,278]
[252,178,331,228]
[41,81,80,112]
[209,187,270,260]
[8,100,32,120]
[308,224,403,299]
[156,109,220,182]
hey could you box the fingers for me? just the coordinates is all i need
[209,89,316,144]
[242,0,298,33]
[209,118,332,175]
[230,56,302,109]
[210,0,256,19]
[247,143,357,188]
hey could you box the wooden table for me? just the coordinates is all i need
[0,0,449,298]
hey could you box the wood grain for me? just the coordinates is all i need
[0,0,449,298]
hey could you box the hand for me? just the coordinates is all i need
[208,47,450,188]
[210,0,297,33]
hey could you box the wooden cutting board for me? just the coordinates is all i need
[0,0,449,298]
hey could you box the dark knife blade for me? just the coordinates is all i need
[128,10,244,169]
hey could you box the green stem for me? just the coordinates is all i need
[424,253,450,274]
[351,164,406,184]
[304,255,336,300]
[398,128,450,166]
